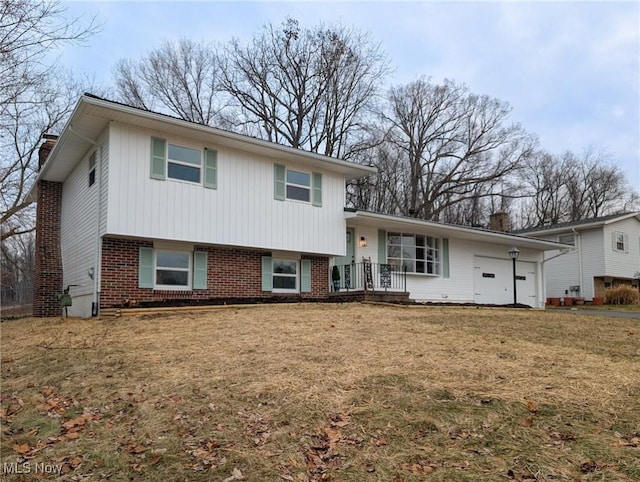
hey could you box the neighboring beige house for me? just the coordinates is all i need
[518,213,640,301]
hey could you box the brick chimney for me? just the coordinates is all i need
[489,211,510,232]
[33,135,63,317]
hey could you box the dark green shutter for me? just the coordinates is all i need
[312,172,322,207]
[378,229,387,264]
[442,238,450,278]
[193,251,207,289]
[139,247,154,288]
[150,137,166,180]
[261,256,273,291]
[301,259,312,292]
[274,164,285,200]
[204,148,217,189]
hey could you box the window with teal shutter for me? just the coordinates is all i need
[301,259,312,292]
[193,251,208,289]
[312,172,322,207]
[138,247,154,288]
[274,164,285,200]
[204,148,217,189]
[150,137,166,180]
[261,256,273,291]
[442,238,450,278]
[378,229,387,264]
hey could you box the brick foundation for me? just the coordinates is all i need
[33,139,64,317]
[99,237,329,309]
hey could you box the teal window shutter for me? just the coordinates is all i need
[204,148,217,189]
[312,172,322,207]
[301,259,312,292]
[193,251,208,289]
[442,238,450,278]
[139,247,154,288]
[274,164,285,200]
[378,229,387,264]
[261,256,273,291]
[150,137,166,180]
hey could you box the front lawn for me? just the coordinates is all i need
[1,304,639,481]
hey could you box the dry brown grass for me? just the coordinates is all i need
[1,303,639,481]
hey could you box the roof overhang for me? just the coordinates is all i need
[521,213,640,236]
[346,210,572,251]
[28,95,376,200]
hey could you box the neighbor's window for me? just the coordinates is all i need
[168,144,201,183]
[88,151,96,187]
[613,231,627,252]
[272,259,298,292]
[558,233,575,246]
[286,169,311,202]
[155,250,191,290]
[387,232,441,275]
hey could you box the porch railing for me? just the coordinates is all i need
[331,262,407,292]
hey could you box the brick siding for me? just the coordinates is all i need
[100,237,329,309]
[33,139,64,317]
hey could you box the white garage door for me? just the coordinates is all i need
[473,256,537,306]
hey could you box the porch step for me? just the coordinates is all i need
[328,290,412,304]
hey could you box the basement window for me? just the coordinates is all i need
[155,250,191,290]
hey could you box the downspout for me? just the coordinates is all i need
[69,125,101,316]
[572,228,583,297]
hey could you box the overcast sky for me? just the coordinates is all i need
[58,0,640,192]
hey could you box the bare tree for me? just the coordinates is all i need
[372,78,534,221]
[1,0,97,242]
[219,18,389,158]
[517,148,638,228]
[113,38,227,125]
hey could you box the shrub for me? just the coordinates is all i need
[604,285,640,305]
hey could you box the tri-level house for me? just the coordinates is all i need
[31,95,566,317]
[518,213,640,302]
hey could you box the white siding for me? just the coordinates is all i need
[539,232,583,298]
[350,224,544,307]
[60,139,103,317]
[603,218,640,278]
[106,123,346,255]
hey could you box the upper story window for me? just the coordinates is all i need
[387,232,441,275]
[274,164,322,206]
[88,151,96,187]
[286,170,311,202]
[150,137,217,189]
[558,233,575,246]
[168,144,201,183]
[613,231,627,253]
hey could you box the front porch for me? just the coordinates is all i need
[328,261,411,304]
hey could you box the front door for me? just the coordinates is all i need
[335,228,355,267]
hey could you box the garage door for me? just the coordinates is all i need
[473,256,537,306]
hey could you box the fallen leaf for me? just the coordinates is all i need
[518,416,534,427]
[65,432,80,440]
[526,400,538,413]
[2,356,14,363]
[13,443,30,454]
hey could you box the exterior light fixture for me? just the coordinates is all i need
[508,247,520,306]
[359,236,367,248]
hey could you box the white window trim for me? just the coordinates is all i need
[613,231,627,253]
[167,142,202,185]
[387,232,442,275]
[285,169,311,203]
[154,249,192,291]
[272,258,299,293]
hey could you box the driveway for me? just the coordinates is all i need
[561,309,640,319]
